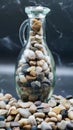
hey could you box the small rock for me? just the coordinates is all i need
[0,116,5,121]
[19,75,27,83]
[31,81,41,88]
[12,126,20,130]
[17,100,33,108]
[29,61,36,66]
[69,99,73,105]
[29,104,37,113]
[18,118,29,127]
[52,106,64,114]
[57,120,67,130]
[8,106,18,115]
[35,50,44,60]
[26,75,36,80]
[14,114,21,122]
[42,62,48,71]
[31,125,38,130]
[5,93,12,100]
[37,73,44,81]
[0,101,6,109]
[10,122,20,127]
[0,109,8,115]
[0,121,6,128]
[34,112,45,118]
[24,49,36,60]
[48,111,57,118]
[48,99,56,107]
[34,101,42,106]
[17,108,31,118]
[67,122,73,130]
[45,56,51,65]
[23,124,31,130]
[68,111,73,120]
[36,117,43,123]
[49,117,57,122]
[6,115,14,122]
[60,109,68,119]
[28,115,37,125]
[66,95,73,100]
[36,66,42,75]
[41,121,52,130]
[37,60,45,67]
[57,114,62,122]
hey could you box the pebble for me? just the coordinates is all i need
[0,121,6,128]
[35,50,44,60]
[17,100,33,108]
[36,66,42,75]
[24,49,36,60]
[67,122,73,130]
[8,106,17,115]
[42,62,48,71]
[29,104,37,113]
[34,101,41,106]
[31,125,37,130]
[17,108,31,118]
[23,124,31,130]
[66,95,73,100]
[18,118,29,127]
[0,109,8,115]
[0,116,5,121]
[29,61,36,66]
[19,75,27,83]
[28,115,37,125]
[69,99,73,105]
[68,111,73,120]
[10,122,20,127]
[34,112,45,118]
[41,121,52,130]
[0,101,6,109]
[48,111,57,118]
[52,106,64,114]
[57,120,67,130]
[48,99,56,107]
[60,109,68,119]
[57,114,62,121]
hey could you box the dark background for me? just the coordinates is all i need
[0,0,73,98]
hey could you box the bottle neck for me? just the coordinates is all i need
[28,17,46,46]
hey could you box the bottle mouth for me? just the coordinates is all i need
[25,6,50,16]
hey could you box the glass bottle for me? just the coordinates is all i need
[15,6,56,102]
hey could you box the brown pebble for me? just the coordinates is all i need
[23,124,31,130]
[29,104,37,113]
[34,112,45,118]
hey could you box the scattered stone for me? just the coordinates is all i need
[41,121,52,130]
[60,109,68,119]
[68,111,73,120]
[28,115,37,125]
[24,49,36,60]
[23,124,31,130]
[69,99,73,105]
[34,101,41,106]
[31,125,38,130]
[0,109,8,116]
[0,121,6,128]
[17,108,31,118]
[0,116,5,121]
[29,104,37,114]
[35,50,44,60]
[66,95,73,100]
[10,122,20,127]
[57,120,67,130]
[34,112,45,118]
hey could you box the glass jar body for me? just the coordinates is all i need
[15,7,56,102]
